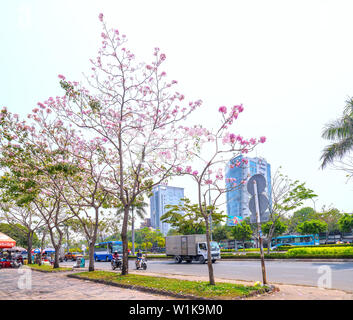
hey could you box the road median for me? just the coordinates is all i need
[67,271,275,300]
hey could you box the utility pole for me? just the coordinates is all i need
[253,179,267,285]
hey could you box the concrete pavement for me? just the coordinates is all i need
[0,267,174,300]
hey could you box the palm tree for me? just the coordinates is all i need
[321,97,353,169]
[116,199,148,255]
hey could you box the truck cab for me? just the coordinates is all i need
[197,241,221,263]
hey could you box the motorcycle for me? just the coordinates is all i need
[11,260,21,268]
[135,255,147,270]
[111,257,122,270]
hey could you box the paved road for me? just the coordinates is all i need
[61,259,353,292]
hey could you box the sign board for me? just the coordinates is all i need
[250,210,270,224]
[249,193,269,216]
[247,174,266,196]
[227,215,244,226]
[247,174,269,223]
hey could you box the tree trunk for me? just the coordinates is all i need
[205,217,215,285]
[121,206,129,275]
[132,207,135,256]
[326,230,329,244]
[39,231,46,266]
[54,245,60,268]
[243,240,245,253]
[66,226,70,252]
[27,232,33,265]
[88,207,100,272]
[88,241,95,271]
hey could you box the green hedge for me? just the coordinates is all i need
[274,244,353,251]
[221,253,288,259]
[287,246,353,257]
[221,248,262,252]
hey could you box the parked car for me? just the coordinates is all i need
[64,252,83,261]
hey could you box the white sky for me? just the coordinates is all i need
[1,0,353,228]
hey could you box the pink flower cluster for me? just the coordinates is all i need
[218,106,227,114]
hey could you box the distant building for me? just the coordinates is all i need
[140,218,151,228]
[150,185,184,236]
[225,155,271,224]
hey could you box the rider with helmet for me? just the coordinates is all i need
[112,251,119,260]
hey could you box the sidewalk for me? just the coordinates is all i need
[129,271,353,300]
[0,268,175,300]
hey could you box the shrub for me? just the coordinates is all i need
[273,244,353,251]
[287,246,353,257]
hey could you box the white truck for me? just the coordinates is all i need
[165,234,221,264]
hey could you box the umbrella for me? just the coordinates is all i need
[31,248,40,254]
[8,246,26,252]
[0,232,16,249]
[42,248,55,253]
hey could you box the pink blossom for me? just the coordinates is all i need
[58,74,66,80]
[160,53,166,61]
[259,136,266,143]
[176,166,183,173]
[192,170,198,176]
[218,106,227,114]
[205,179,213,184]
[99,13,104,22]
[229,133,236,143]
[185,166,192,173]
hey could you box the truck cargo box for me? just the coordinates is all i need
[165,234,206,256]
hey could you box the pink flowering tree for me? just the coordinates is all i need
[173,104,266,285]
[39,13,201,274]
[4,106,117,271]
[0,108,82,268]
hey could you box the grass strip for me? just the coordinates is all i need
[27,264,72,272]
[69,271,266,300]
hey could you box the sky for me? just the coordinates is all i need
[1,0,353,228]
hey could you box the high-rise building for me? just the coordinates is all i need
[225,155,271,225]
[150,185,184,236]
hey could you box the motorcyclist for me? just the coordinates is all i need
[136,249,143,268]
[112,251,119,260]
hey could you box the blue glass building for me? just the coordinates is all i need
[226,156,271,225]
[150,185,185,236]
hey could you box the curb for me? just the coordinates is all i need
[66,273,275,300]
[220,258,353,262]
[25,266,73,273]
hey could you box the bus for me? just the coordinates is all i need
[94,241,123,262]
[270,234,319,250]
